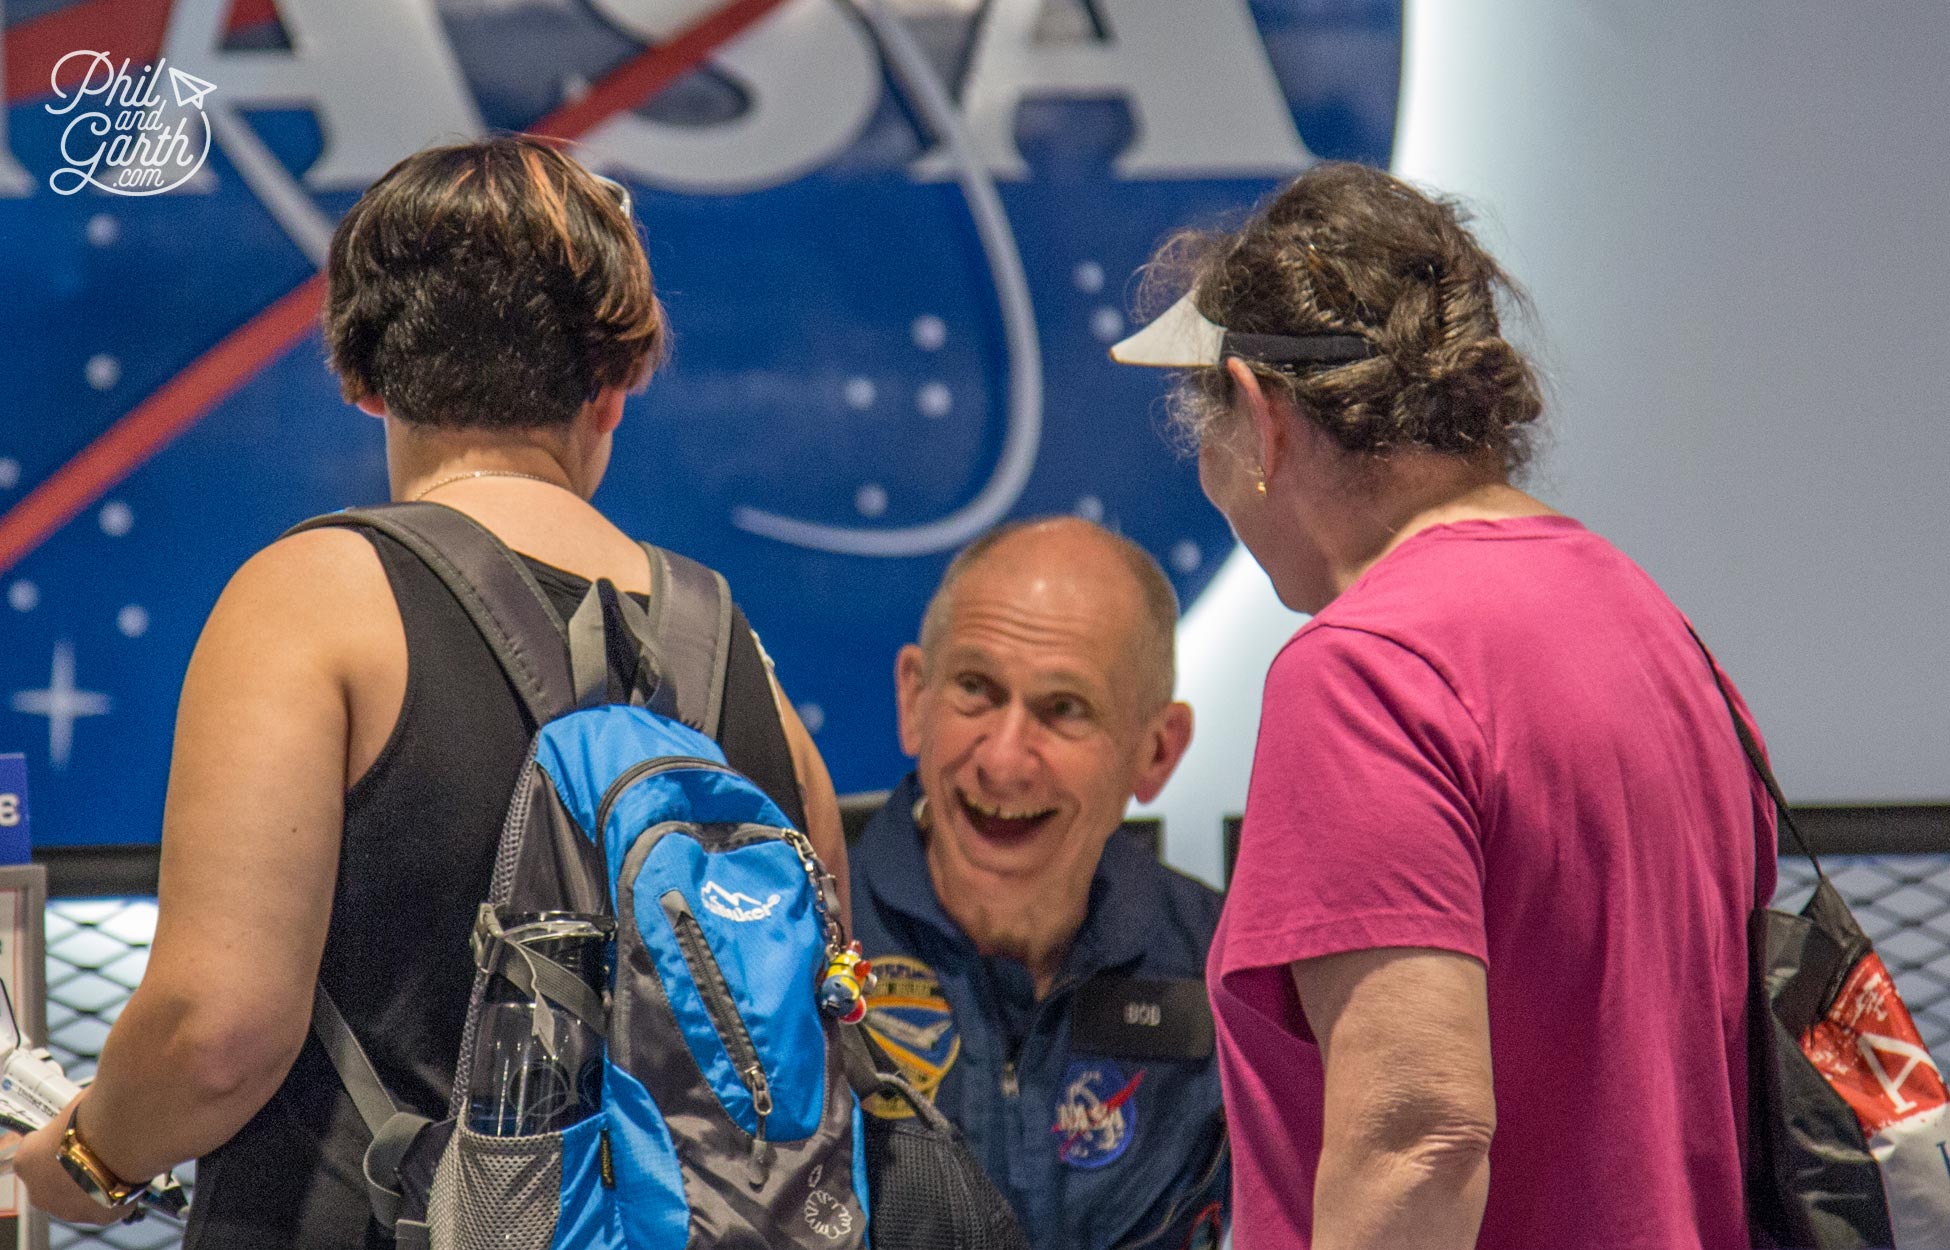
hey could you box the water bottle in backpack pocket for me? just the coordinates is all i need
[463,913,612,1138]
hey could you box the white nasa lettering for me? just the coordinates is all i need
[0,2,34,196]
[1,0,1309,199]
[915,0,1311,181]
[583,0,878,194]
[160,0,483,188]
[0,794,17,828]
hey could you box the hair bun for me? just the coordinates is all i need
[1417,337,1542,449]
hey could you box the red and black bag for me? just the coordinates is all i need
[1696,635,1950,1247]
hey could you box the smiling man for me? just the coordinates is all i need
[848,517,1229,1250]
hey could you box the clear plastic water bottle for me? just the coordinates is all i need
[465,912,611,1136]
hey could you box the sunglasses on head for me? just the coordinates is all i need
[592,172,633,221]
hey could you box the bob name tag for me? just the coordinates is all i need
[1071,975,1214,1061]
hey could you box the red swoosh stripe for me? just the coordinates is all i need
[0,0,792,575]
[5,0,282,103]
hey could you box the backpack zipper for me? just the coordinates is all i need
[594,755,730,835]
[660,889,774,1187]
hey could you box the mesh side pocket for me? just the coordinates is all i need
[863,1117,1029,1250]
[429,1125,566,1250]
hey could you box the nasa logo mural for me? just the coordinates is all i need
[0,0,1401,845]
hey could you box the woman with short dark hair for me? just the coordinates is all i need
[16,135,848,1248]
[1114,162,1770,1250]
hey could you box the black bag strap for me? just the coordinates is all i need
[1684,622,1823,888]
[284,503,577,725]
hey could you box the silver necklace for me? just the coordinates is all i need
[412,469,561,502]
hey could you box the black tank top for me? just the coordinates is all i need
[184,531,802,1250]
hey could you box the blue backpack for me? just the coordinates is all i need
[291,504,870,1250]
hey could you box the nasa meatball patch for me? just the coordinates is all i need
[1051,1058,1144,1169]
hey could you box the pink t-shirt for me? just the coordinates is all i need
[1211,516,1774,1250]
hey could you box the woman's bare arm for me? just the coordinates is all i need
[14,530,390,1220]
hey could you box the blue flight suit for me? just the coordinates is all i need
[849,775,1229,1250]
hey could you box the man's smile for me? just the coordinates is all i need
[958,788,1058,842]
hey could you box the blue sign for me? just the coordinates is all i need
[0,0,1401,845]
[0,755,30,863]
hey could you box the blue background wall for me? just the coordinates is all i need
[0,0,1401,847]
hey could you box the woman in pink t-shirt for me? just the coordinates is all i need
[1109,164,1766,1250]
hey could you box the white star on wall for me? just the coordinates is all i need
[10,642,112,770]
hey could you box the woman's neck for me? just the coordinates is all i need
[1292,456,1558,611]
[386,424,581,502]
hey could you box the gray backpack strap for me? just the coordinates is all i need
[284,503,576,725]
[311,986,430,1232]
[840,1021,954,1134]
[311,984,398,1136]
[640,542,734,738]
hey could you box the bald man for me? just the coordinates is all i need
[849,518,1229,1250]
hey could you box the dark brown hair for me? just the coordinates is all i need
[324,135,665,430]
[1149,162,1543,474]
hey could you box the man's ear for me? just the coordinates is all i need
[894,645,929,759]
[1131,701,1194,804]
[355,395,389,420]
[590,386,627,435]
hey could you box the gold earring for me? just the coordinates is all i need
[1254,472,1268,496]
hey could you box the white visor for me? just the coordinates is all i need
[1110,294,1375,372]
[1108,294,1226,368]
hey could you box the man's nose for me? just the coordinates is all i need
[972,703,1040,789]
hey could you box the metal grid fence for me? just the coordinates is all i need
[43,901,183,1250]
[37,858,1950,1247]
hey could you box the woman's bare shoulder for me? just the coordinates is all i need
[201,526,396,655]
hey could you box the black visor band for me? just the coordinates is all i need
[1221,332,1374,369]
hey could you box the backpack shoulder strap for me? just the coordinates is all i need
[285,502,576,725]
[310,983,399,1135]
[310,985,429,1231]
[640,542,734,738]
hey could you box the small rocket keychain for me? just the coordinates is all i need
[819,941,875,1023]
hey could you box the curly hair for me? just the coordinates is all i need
[324,135,665,430]
[1147,162,1543,475]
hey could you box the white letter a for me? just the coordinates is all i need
[917,0,1311,181]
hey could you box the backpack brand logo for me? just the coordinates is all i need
[701,880,781,923]
[802,1165,853,1239]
